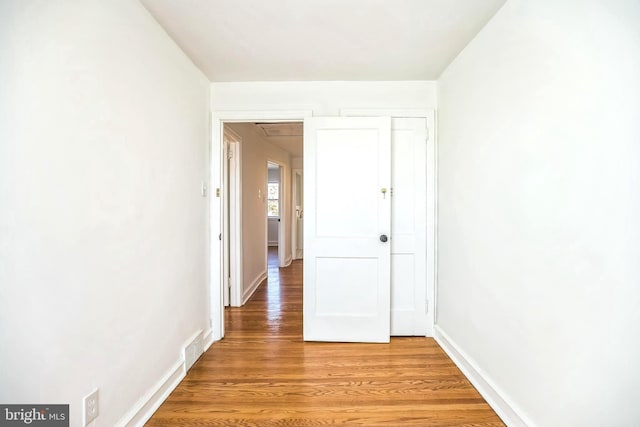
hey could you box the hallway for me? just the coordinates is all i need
[146,250,504,426]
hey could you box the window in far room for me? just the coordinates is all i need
[267,182,279,217]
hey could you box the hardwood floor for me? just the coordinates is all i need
[146,248,504,426]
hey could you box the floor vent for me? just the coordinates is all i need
[183,330,203,372]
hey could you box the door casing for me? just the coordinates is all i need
[210,111,312,342]
[291,169,303,260]
[222,127,242,307]
[266,160,287,268]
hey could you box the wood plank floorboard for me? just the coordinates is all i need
[146,249,504,426]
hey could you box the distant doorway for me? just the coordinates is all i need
[292,169,303,260]
[267,161,285,268]
[218,119,303,316]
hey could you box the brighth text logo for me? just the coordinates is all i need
[0,405,68,427]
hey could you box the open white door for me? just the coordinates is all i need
[303,117,391,342]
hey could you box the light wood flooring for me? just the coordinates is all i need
[146,247,504,426]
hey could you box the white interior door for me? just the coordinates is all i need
[390,118,428,335]
[303,117,391,342]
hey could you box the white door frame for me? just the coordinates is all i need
[291,168,303,260]
[210,111,313,341]
[222,126,242,307]
[278,164,287,267]
[266,160,287,268]
[341,109,436,337]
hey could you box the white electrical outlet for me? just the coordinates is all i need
[83,388,99,426]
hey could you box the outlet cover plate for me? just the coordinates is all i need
[83,388,99,426]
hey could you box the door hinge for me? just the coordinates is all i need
[227,150,233,160]
[425,299,429,314]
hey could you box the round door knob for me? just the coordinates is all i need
[379,234,388,243]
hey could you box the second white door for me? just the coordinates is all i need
[390,118,429,336]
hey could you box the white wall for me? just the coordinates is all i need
[226,124,291,299]
[437,1,640,426]
[0,1,210,426]
[211,81,437,115]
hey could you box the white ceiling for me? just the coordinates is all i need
[140,0,506,81]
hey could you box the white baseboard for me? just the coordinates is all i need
[116,327,213,427]
[242,270,267,305]
[434,326,533,427]
[114,360,184,427]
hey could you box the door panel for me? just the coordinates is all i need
[303,117,391,343]
[316,257,379,315]
[390,118,428,336]
[315,130,379,237]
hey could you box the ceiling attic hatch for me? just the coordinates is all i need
[255,122,304,137]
